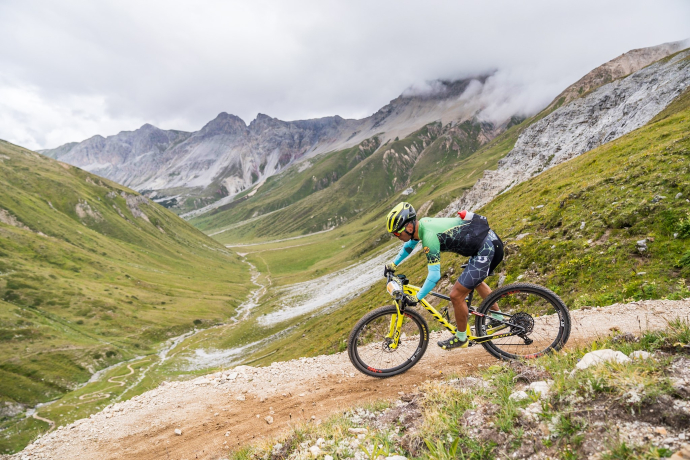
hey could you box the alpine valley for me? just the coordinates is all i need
[2,39,690,457]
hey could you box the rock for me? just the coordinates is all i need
[672,379,690,398]
[630,350,652,360]
[174,428,182,436]
[516,233,530,240]
[325,456,334,460]
[385,456,408,460]
[529,380,552,397]
[576,349,631,370]
[308,445,324,457]
[652,195,666,203]
[677,193,684,199]
[440,48,690,215]
[265,416,273,424]
[580,221,586,230]
[236,394,246,401]
[656,427,668,436]
[670,444,690,460]
[637,239,648,252]
[509,391,529,401]
[226,372,238,380]
[316,437,326,447]
[348,427,368,434]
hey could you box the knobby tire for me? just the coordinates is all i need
[347,305,429,378]
[475,283,571,360]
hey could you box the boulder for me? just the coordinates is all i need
[576,349,631,370]
[509,391,529,402]
[528,380,552,397]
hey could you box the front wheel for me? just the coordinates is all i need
[347,305,429,378]
[475,283,571,360]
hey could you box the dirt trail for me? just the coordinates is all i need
[11,299,690,460]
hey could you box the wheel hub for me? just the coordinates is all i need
[381,337,398,353]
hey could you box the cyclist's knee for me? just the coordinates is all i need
[450,282,470,302]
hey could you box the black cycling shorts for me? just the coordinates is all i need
[457,233,504,289]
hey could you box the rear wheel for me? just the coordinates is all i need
[475,283,571,360]
[348,305,429,377]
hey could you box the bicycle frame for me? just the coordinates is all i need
[385,280,521,349]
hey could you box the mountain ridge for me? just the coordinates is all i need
[39,75,513,217]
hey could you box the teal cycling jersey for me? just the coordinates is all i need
[392,213,490,300]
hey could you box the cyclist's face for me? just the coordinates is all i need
[393,223,414,241]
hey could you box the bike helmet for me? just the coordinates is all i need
[386,202,417,234]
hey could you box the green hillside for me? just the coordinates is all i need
[0,141,250,451]
[249,88,690,364]
[193,119,511,243]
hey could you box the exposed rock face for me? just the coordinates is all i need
[443,48,690,215]
[545,39,689,112]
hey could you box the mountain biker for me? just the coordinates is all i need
[385,202,504,349]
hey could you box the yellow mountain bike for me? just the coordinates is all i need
[347,269,571,377]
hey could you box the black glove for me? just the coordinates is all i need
[403,294,418,306]
[384,262,397,277]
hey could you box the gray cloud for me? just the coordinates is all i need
[0,0,689,150]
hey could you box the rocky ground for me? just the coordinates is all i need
[5,299,690,460]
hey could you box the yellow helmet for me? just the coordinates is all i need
[386,202,417,233]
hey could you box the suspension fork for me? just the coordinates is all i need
[385,300,405,349]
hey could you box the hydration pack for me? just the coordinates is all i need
[456,210,491,256]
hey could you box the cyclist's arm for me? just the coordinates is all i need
[417,264,441,300]
[416,235,442,300]
[392,239,419,266]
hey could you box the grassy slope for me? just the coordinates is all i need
[0,141,250,447]
[192,137,382,235]
[250,89,690,364]
[195,119,517,245]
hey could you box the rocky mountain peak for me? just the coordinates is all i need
[248,113,284,132]
[199,112,248,136]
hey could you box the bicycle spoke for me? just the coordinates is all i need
[351,309,426,374]
[477,284,570,359]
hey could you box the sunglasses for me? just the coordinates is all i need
[392,231,402,237]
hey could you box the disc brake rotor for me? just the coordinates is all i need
[381,337,397,353]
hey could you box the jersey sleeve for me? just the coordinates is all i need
[392,239,419,266]
[416,264,441,300]
[416,222,442,300]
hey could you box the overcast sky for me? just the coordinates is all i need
[1,0,689,150]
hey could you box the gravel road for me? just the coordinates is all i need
[8,298,689,460]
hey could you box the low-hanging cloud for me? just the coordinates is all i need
[0,0,688,150]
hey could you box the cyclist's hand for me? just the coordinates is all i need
[403,294,418,306]
[384,262,397,276]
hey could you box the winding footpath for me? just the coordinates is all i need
[8,298,690,460]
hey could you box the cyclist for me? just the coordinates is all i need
[385,202,504,349]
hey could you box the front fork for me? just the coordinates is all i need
[385,301,406,349]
